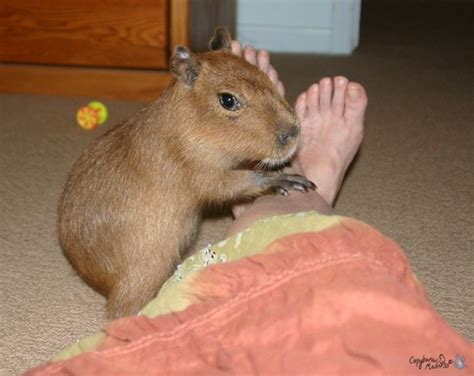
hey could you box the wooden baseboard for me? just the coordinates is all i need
[0,64,173,101]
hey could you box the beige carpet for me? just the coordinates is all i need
[1,1,473,374]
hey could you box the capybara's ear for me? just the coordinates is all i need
[209,27,232,51]
[170,45,201,86]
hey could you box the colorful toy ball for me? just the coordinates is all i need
[76,101,108,130]
[76,106,99,130]
[88,101,108,125]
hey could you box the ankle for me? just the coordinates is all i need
[301,160,342,206]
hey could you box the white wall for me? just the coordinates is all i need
[236,0,361,54]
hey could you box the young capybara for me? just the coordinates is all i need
[58,28,315,319]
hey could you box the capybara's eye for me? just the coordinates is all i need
[218,93,241,111]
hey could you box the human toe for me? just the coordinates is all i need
[332,76,348,117]
[306,83,320,117]
[345,82,368,123]
[319,77,332,115]
[276,81,285,97]
[243,45,258,65]
[267,66,280,86]
[256,49,270,74]
[231,41,243,57]
[295,92,308,120]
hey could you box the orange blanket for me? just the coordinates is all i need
[26,217,472,375]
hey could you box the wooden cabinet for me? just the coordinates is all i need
[0,0,235,101]
[0,0,169,69]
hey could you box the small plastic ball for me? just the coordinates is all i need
[76,106,99,130]
[88,101,108,125]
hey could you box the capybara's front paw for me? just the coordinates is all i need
[256,173,316,196]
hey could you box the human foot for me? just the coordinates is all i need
[295,77,367,205]
[231,40,285,97]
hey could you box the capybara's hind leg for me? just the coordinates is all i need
[106,274,160,319]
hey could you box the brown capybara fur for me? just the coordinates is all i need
[57,28,315,319]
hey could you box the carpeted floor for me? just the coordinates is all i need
[1,0,473,374]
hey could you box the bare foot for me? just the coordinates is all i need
[295,77,367,205]
[231,41,285,97]
[230,43,367,215]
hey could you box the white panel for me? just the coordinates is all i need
[331,0,360,53]
[351,0,361,49]
[236,0,361,54]
[237,26,332,53]
[237,0,333,28]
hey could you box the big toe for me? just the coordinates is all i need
[295,92,308,120]
[344,82,368,124]
[306,83,321,118]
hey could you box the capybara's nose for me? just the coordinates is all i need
[278,125,299,146]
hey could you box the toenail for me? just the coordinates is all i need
[337,77,347,86]
[311,84,319,92]
[348,86,360,99]
[321,78,331,86]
